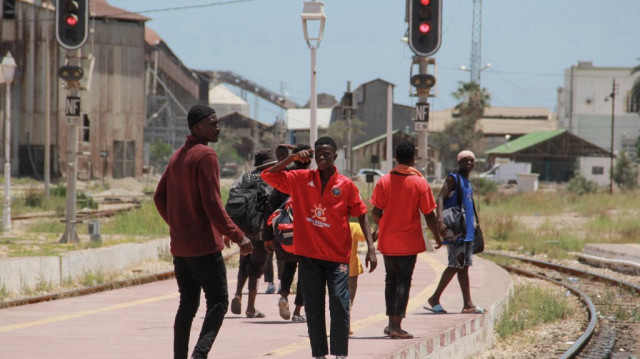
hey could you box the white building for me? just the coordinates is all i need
[208,84,250,118]
[557,61,640,157]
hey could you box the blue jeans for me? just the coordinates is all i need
[173,253,228,359]
[383,255,417,317]
[299,256,350,357]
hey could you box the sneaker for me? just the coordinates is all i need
[277,283,282,294]
[265,282,276,294]
[291,314,306,322]
[313,356,326,359]
[335,356,347,359]
[278,297,291,320]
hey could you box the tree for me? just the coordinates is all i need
[325,116,366,150]
[433,81,490,172]
[613,151,638,191]
[149,141,173,171]
[451,81,491,123]
[630,58,640,113]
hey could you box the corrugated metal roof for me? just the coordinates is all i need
[486,130,566,154]
[209,84,247,105]
[352,130,400,151]
[91,0,149,22]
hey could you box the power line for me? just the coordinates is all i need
[107,0,260,17]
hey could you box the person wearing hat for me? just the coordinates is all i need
[228,148,277,318]
[154,104,253,359]
[424,150,486,315]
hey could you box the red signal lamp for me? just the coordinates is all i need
[66,14,78,26]
[419,22,431,33]
[421,0,430,5]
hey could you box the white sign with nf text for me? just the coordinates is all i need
[415,102,429,122]
[65,96,81,117]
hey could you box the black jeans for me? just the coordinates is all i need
[299,256,350,357]
[383,255,417,317]
[173,253,228,359]
[281,260,304,306]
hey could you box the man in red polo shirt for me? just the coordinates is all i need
[370,141,441,339]
[261,136,377,359]
[154,104,252,359]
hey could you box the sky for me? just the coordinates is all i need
[107,0,640,124]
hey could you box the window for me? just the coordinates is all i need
[626,91,639,113]
[591,166,604,175]
[82,114,90,142]
[2,0,15,19]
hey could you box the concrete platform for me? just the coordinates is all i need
[583,243,640,263]
[0,250,512,359]
[580,243,640,275]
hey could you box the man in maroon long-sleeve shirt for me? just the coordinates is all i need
[154,104,252,359]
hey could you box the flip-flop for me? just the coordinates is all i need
[388,329,414,339]
[461,306,487,314]
[231,297,241,315]
[246,310,266,318]
[423,304,447,314]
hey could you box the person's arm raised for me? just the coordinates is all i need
[267,149,314,173]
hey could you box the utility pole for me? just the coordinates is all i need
[609,79,618,195]
[341,81,356,177]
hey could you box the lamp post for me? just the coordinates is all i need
[301,1,326,148]
[1,51,17,231]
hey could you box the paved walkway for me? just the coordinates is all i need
[0,250,512,359]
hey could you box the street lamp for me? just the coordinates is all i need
[301,0,326,148]
[1,51,17,231]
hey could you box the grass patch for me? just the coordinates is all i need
[101,200,168,236]
[496,283,574,339]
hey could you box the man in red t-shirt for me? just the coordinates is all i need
[154,104,252,359]
[261,137,377,359]
[370,141,441,339]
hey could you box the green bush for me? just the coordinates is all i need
[613,151,638,191]
[567,175,599,195]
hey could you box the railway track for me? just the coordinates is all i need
[11,202,141,221]
[485,251,640,359]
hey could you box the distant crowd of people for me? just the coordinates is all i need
[154,104,485,359]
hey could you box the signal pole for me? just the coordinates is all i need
[56,0,89,243]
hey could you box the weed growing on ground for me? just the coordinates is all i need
[82,271,105,287]
[101,201,168,236]
[496,283,574,339]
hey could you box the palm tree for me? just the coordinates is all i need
[451,81,491,123]
[433,81,491,172]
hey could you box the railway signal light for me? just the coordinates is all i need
[55,0,89,50]
[410,74,436,89]
[408,0,442,57]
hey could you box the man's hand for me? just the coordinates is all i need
[365,246,377,273]
[223,236,231,248]
[264,240,274,254]
[238,236,253,256]
[293,149,314,163]
[434,237,443,250]
[437,221,448,238]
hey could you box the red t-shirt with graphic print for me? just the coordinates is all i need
[261,167,367,264]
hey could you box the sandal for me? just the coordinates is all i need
[231,297,241,315]
[383,326,391,336]
[246,310,266,318]
[461,306,487,314]
[423,303,447,314]
[388,329,414,339]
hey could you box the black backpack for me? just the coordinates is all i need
[225,175,266,235]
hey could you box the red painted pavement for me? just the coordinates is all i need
[0,250,512,358]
